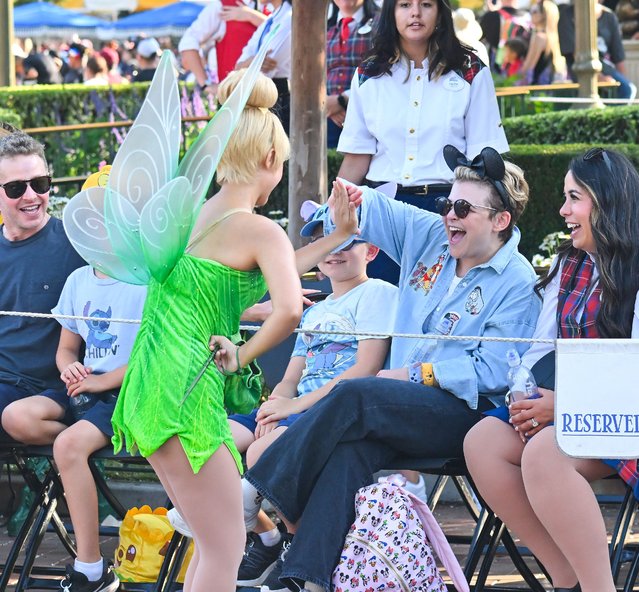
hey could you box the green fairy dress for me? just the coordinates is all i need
[62,46,275,474]
[111,247,266,473]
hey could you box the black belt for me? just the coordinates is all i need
[366,180,452,195]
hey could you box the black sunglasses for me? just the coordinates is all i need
[0,175,52,199]
[583,147,612,173]
[436,197,498,219]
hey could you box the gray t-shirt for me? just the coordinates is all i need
[0,217,85,393]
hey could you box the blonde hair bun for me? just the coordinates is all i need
[218,69,278,111]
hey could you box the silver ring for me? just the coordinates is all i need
[530,418,539,428]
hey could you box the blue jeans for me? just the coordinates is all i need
[245,376,492,590]
[365,188,450,285]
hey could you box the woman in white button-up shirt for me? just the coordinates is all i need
[338,0,508,283]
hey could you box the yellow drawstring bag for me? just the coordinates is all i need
[114,505,194,583]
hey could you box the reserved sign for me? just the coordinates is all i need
[555,339,639,459]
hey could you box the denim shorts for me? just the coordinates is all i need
[228,407,304,432]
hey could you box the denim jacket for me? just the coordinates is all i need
[329,187,541,409]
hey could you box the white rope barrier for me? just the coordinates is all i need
[0,309,555,344]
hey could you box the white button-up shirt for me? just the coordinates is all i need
[338,57,509,185]
[237,1,292,79]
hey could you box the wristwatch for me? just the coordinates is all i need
[337,93,348,110]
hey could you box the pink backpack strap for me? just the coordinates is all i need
[405,490,470,592]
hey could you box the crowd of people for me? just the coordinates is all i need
[2,1,639,592]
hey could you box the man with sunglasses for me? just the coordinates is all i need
[0,131,85,442]
[241,147,542,592]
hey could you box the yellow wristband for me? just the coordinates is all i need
[420,363,436,387]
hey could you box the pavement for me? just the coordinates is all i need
[1,499,637,591]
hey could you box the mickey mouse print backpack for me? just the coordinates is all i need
[332,476,469,592]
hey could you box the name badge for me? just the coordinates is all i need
[358,19,373,35]
[444,76,463,92]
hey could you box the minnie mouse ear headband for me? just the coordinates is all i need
[443,145,510,211]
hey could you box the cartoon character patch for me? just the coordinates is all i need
[465,286,484,315]
[84,301,118,354]
[409,253,446,295]
[435,311,460,336]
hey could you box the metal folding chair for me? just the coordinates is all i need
[0,443,189,592]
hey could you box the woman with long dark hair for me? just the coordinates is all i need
[464,148,639,592]
[337,0,508,284]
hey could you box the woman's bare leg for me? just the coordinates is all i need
[148,437,244,592]
[464,418,578,587]
[522,428,616,592]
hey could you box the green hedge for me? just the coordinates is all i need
[0,108,22,128]
[504,105,639,145]
[0,83,210,179]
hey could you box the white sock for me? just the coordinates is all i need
[242,479,263,531]
[304,581,325,592]
[258,527,281,547]
[74,558,104,582]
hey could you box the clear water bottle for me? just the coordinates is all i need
[69,393,98,421]
[506,349,539,403]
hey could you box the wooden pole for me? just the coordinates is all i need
[288,0,330,248]
[0,0,16,87]
[573,0,604,108]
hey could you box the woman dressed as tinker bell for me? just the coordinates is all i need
[63,38,360,591]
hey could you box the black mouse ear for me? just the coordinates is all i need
[480,147,506,181]
[443,144,467,173]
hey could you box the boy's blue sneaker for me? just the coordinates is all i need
[60,561,119,592]
[259,535,292,592]
[237,532,285,586]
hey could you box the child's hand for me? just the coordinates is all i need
[209,335,240,374]
[256,395,302,424]
[67,373,102,396]
[328,179,361,238]
[61,362,92,386]
[254,419,278,439]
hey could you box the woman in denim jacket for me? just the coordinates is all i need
[243,146,541,592]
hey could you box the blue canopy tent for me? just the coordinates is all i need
[98,1,204,39]
[14,2,109,38]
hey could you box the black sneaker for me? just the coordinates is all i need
[237,532,284,586]
[259,536,292,592]
[60,561,119,592]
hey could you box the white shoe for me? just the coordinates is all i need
[628,82,637,104]
[167,507,193,538]
[392,473,428,503]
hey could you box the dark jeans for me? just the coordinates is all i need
[366,188,450,285]
[245,376,491,590]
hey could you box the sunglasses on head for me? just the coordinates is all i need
[436,197,498,219]
[0,175,52,199]
[583,147,612,173]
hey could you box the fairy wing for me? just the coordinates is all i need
[62,187,150,285]
[137,29,281,282]
[176,25,281,204]
[63,52,180,283]
[64,31,277,284]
